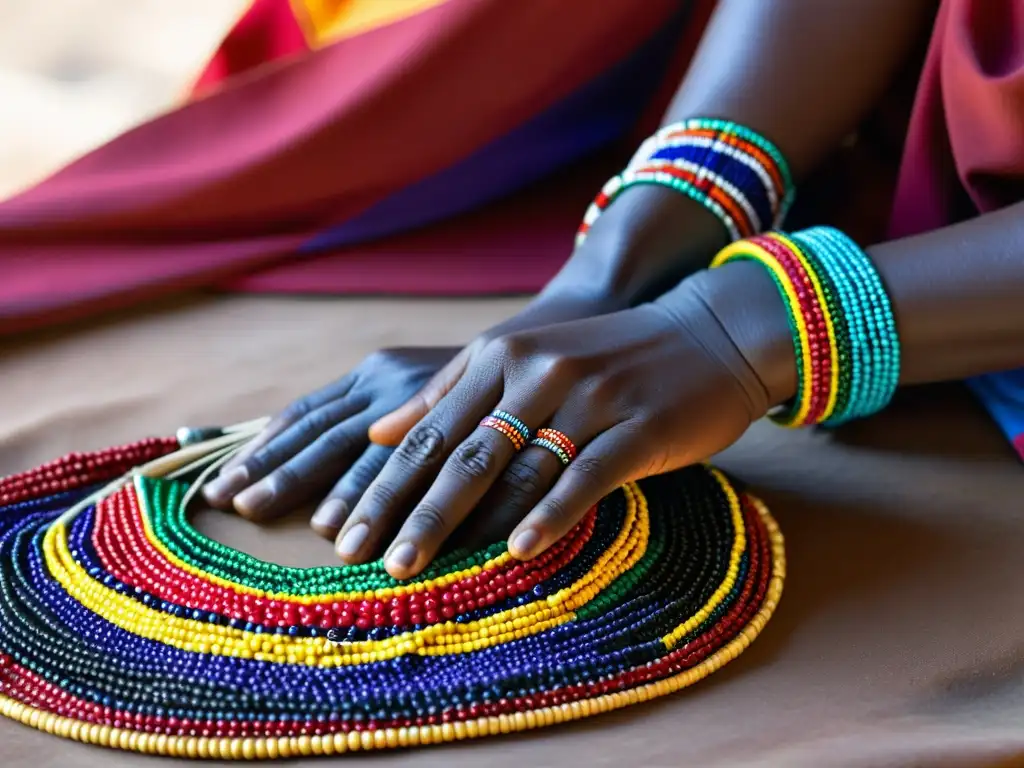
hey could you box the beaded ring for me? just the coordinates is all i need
[480,410,531,451]
[0,425,785,758]
[576,118,794,248]
[529,429,578,466]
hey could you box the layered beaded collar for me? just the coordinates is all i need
[0,422,784,758]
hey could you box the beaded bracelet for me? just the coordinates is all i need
[576,118,794,248]
[790,227,900,424]
[710,227,899,427]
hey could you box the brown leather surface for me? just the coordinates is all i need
[3,295,1024,768]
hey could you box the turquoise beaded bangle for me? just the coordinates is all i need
[790,227,900,424]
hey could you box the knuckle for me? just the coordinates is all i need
[396,424,446,468]
[486,334,531,365]
[569,455,606,480]
[363,348,400,369]
[499,460,545,500]
[640,414,674,443]
[279,398,312,426]
[590,372,629,405]
[241,446,274,476]
[534,495,572,529]
[406,502,449,538]
[449,439,498,480]
[319,425,361,455]
[347,450,392,489]
[534,353,577,386]
[298,407,336,436]
[367,481,400,511]
[268,462,302,495]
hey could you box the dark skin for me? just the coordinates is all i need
[205,0,1024,578]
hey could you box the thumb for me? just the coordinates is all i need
[368,349,472,446]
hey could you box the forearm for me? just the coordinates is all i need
[546,0,932,307]
[871,203,1024,385]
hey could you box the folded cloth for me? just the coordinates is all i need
[889,0,1024,460]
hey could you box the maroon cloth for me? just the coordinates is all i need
[890,0,1024,238]
[888,0,1024,461]
[0,0,711,336]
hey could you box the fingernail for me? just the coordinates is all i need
[234,479,274,517]
[386,542,418,573]
[203,465,249,504]
[312,499,348,537]
[510,529,540,559]
[336,523,369,559]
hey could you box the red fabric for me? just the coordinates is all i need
[889,0,1024,238]
[0,0,686,336]
[226,157,617,295]
[191,0,310,97]
[889,0,1024,461]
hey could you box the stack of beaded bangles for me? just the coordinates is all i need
[480,411,579,465]
[711,226,900,427]
[576,118,795,247]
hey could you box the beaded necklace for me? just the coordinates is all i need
[0,426,784,758]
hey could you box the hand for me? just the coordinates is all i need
[200,290,621,538]
[336,264,793,579]
[368,186,731,447]
[202,347,457,537]
[369,289,625,447]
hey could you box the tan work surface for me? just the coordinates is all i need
[3,295,1024,768]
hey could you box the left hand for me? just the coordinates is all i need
[338,273,784,579]
[202,347,456,536]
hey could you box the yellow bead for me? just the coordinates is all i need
[360,730,374,751]
[347,730,361,752]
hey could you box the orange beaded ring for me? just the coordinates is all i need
[479,410,531,451]
[529,428,578,466]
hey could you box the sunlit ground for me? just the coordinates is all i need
[0,0,248,198]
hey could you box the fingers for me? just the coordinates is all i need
[223,408,376,521]
[333,361,505,571]
[218,374,356,475]
[379,396,557,579]
[461,418,592,548]
[508,425,641,560]
[203,382,359,509]
[309,444,393,539]
[368,348,473,447]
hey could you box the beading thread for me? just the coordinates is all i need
[576,119,794,248]
[710,227,899,427]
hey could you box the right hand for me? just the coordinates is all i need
[367,291,625,447]
[201,291,621,539]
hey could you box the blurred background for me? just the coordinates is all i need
[0,0,248,199]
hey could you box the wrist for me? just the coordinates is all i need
[548,184,730,307]
[672,262,798,410]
